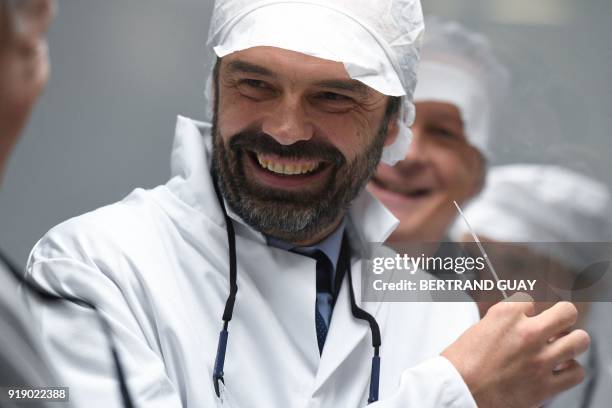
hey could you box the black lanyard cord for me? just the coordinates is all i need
[338,238,382,349]
[211,172,238,324]
[0,249,135,408]
[340,238,382,403]
[211,172,238,397]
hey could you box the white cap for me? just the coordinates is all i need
[414,16,510,157]
[451,164,612,270]
[204,0,425,165]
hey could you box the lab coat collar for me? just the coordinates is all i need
[166,115,267,245]
[167,115,400,251]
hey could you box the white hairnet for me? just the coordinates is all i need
[204,0,425,165]
[450,165,612,270]
[414,16,509,157]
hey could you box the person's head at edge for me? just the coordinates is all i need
[369,17,510,243]
[206,0,424,245]
[0,0,55,181]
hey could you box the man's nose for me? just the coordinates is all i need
[262,97,314,145]
[404,127,429,161]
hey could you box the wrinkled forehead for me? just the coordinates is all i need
[219,46,381,97]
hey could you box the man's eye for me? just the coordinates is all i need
[241,79,269,89]
[312,92,356,113]
[430,127,457,139]
[236,79,275,100]
[318,92,352,101]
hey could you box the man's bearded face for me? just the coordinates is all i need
[211,47,398,243]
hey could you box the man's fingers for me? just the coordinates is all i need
[530,301,578,340]
[549,360,587,395]
[544,329,590,368]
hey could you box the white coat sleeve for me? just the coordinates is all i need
[369,356,477,408]
[25,235,184,408]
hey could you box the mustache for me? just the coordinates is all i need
[228,131,346,166]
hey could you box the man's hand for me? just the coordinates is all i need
[441,298,590,408]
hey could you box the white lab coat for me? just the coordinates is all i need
[25,116,479,408]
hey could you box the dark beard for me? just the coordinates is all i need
[211,119,388,243]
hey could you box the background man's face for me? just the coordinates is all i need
[212,46,398,243]
[369,101,485,242]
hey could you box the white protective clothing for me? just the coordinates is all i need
[26,116,479,408]
[414,16,510,156]
[450,164,612,271]
[204,0,425,165]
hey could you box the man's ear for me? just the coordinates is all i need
[383,116,400,147]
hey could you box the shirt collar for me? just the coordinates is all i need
[267,218,347,270]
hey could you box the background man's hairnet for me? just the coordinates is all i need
[414,16,510,157]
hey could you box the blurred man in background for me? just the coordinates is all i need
[0,0,59,398]
[370,18,602,406]
[368,17,509,245]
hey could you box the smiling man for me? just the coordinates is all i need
[24,2,589,408]
[369,17,507,244]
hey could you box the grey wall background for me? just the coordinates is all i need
[1,0,611,399]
